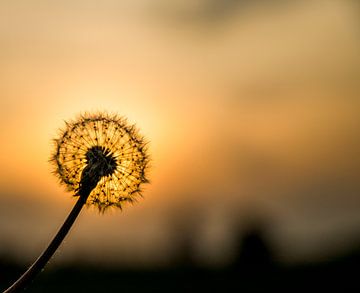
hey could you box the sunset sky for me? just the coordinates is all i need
[0,0,359,267]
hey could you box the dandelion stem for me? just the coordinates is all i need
[3,193,89,293]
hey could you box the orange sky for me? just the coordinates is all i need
[0,0,359,266]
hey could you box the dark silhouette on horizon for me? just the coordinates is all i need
[1,215,359,292]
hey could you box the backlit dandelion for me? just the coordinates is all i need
[51,113,149,211]
[4,112,150,293]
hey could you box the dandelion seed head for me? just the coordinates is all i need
[50,112,150,211]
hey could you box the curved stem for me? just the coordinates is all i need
[3,194,88,293]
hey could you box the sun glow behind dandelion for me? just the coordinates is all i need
[51,113,149,211]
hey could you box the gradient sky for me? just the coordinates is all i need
[0,0,359,267]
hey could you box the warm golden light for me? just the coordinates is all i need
[0,0,359,270]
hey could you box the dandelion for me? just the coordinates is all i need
[52,113,149,211]
[4,112,150,293]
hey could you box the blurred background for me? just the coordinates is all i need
[0,0,359,291]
